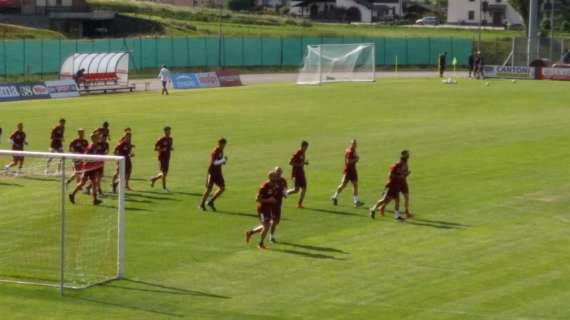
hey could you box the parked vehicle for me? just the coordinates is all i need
[415,16,439,25]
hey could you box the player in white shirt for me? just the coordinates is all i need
[158,65,171,95]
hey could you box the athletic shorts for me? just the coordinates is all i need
[258,211,270,224]
[343,169,358,183]
[83,169,98,181]
[207,171,225,188]
[50,141,63,152]
[271,206,281,224]
[12,155,24,161]
[293,174,306,189]
[159,154,170,174]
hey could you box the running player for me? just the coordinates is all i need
[66,128,89,185]
[331,139,363,207]
[245,171,278,249]
[269,166,288,243]
[199,138,228,211]
[69,133,106,205]
[93,121,111,142]
[112,130,134,192]
[150,126,173,192]
[369,150,413,220]
[45,118,66,175]
[3,123,27,175]
[286,140,309,208]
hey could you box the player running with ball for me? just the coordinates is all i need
[369,150,414,221]
[200,138,228,211]
[245,171,278,249]
[331,139,363,207]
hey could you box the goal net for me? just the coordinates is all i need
[297,43,376,85]
[0,150,125,295]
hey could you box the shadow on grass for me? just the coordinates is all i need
[127,192,180,201]
[215,210,258,219]
[0,181,23,187]
[304,206,365,218]
[271,248,345,260]
[279,241,348,254]
[115,278,231,299]
[73,296,185,318]
[405,218,468,230]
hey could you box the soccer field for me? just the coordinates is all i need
[0,78,569,319]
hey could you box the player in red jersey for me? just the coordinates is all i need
[68,133,106,205]
[269,166,288,243]
[112,130,134,192]
[331,139,364,207]
[369,150,413,221]
[93,121,111,143]
[245,171,278,249]
[286,140,309,208]
[66,128,89,185]
[3,123,28,175]
[199,138,228,211]
[150,126,173,192]
[45,118,66,175]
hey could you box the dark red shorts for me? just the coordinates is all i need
[344,169,358,183]
[159,154,170,173]
[83,169,98,181]
[293,174,306,189]
[271,206,281,224]
[207,171,225,188]
[125,158,132,176]
[258,211,270,224]
[50,141,63,150]
[12,156,24,161]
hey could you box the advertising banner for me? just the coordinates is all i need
[216,70,242,87]
[0,84,21,102]
[484,66,534,79]
[543,67,570,81]
[195,72,221,88]
[45,80,80,98]
[0,83,51,102]
[172,73,201,89]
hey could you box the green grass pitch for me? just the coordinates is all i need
[0,78,569,319]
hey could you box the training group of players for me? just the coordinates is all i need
[2,121,413,249]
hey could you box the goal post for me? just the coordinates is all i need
[0,149,125,295]
[297,43,376,85]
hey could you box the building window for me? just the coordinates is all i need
[468,11,475,20]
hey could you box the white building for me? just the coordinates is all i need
[447,0,523,26]
[291,0,404,23]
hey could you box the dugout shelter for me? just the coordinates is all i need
[60,52,133,93]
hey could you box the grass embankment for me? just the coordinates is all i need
[0,23,64,39]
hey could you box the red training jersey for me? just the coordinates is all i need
[208,147,224,175]
[114,140,132,158]
[344,147,357,174]
[155,136,173,156]
[256,180,276,214]
[50,125,65,149]
[10,130,26,150]
[69,138,88,153]
[290,148,306,178]
[385,160,408,188]
[274,176,288,205]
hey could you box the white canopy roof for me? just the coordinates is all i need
[60,52,129,84]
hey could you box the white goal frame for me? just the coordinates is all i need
[297,43,376,85]
[0,149,125,296]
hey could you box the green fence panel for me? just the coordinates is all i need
[243,38,262,66]
[261,38,281,66]
[384,38,407,65]
[429,38,452,66]
[282,37,303,66]
[187,37,207,67]
[0,40,8,77]
[205,37,220,67]
[42,40,60,74]
[6,40,25,75]
[407,38,430,65]
[452,38,472,65]
[372,38,385,65]
[171,38,187,68]
[223,37,243,67]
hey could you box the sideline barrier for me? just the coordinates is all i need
[484,66,534,79]
[45,80,80,98]
[0,82,51,102]
[172,71,242,90]
[542,67,570,80]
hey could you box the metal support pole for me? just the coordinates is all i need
[527,0,539,65]
[59,158,66,296]
[117,158,126,278]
